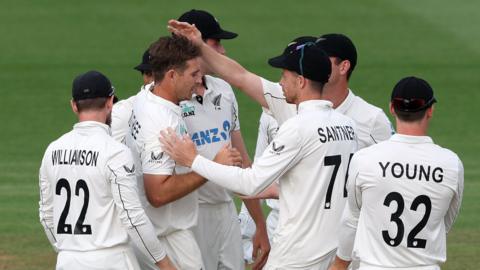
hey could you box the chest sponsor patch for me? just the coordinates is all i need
[191,120,231,146]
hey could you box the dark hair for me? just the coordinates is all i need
[74,97,109,112]
[149,36,200,82]
[309,80,326,94]
[394,107,428,122]
[332,57,354,80]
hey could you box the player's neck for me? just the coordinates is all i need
[152,83,179,104]
[324,80,349,108]
[395,121,429,136]
[77,112,107,125]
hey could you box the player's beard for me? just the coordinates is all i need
[105,111,112,127]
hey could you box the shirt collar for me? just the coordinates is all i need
[390,133,433,144]
[145,89,181,116]
[335,89,355,114]
[297,100,333,114]
[73,121,111,135]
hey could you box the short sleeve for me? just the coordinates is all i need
[261,78,296,125]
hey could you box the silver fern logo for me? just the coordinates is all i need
[212,94,222,110]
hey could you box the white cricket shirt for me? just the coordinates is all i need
[191,100,358,268]
[261,78,394,147]
[111,83,152,144]
[125,89,197,236]
[39,121,166,263]
[254,111,280,211]
[180,75,240,204]
[337,134,464,268]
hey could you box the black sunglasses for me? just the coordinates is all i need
[392,97,436,112]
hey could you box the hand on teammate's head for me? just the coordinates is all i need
[168,20,203,46]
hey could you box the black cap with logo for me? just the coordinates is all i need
[72,70,115,101]
[134,50,152,73]
[178,9,237,40]
[268,36,331,84]
[316,33,357,72]
[391,76,437,112]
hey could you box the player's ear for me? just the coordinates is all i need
[389,102,396,116]
[106,96,114,110]
[426,105,434,119]
[70,99,79,114]
[297,75,306,89]
[339,60,351,77]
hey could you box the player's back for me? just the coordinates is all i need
[270,100,357,267]
[351,134,463,267]
[40,121,130,251]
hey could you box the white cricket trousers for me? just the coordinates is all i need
[192,201,244,270]
[56,244,140,270]
[358,262,440,270]
[132,229,204,270]
[264,248,336,270]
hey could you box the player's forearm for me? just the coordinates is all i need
[243,199,266,228]
[192,155,272,196]
[200,43,267,107]
[146,172,206,207]
[328,256,351,270]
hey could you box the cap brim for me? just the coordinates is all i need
[134,63,152,72]
[268,55,289,69]
[207,30,238,40]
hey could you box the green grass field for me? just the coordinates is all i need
[1,0,479,269]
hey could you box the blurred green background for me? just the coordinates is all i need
[0,0,479,269]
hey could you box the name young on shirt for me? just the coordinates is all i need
[379,161,443,183]
[52,149,99,167]
[317,125,356,143]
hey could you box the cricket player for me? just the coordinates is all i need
[124,36,242,270]
[177,9,269,270]
[160,41,358,269]
[38,70,175,270]
[329,77,464,270]
[111,49,153,143]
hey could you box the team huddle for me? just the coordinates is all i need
[38,9,464,270]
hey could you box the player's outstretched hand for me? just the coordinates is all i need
[213,143,243,167]
[159,127,197,167]
[167,20,203,46]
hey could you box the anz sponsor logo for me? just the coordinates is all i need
[191,120,231,146]
[181,103,195,117]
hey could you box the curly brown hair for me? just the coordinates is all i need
[148,35,200,82]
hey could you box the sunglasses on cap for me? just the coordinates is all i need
[392,97,437,112]
[295,42,316,76]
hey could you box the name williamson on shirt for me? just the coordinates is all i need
[52,149,99,167]
[317,125,356,143]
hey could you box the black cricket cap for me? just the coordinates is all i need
[134,50,152,73]
[72,70,115,101]
[316,33,357,71]
[391,76,437,112]
[178,9,237,40]
[268,36,331,83]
